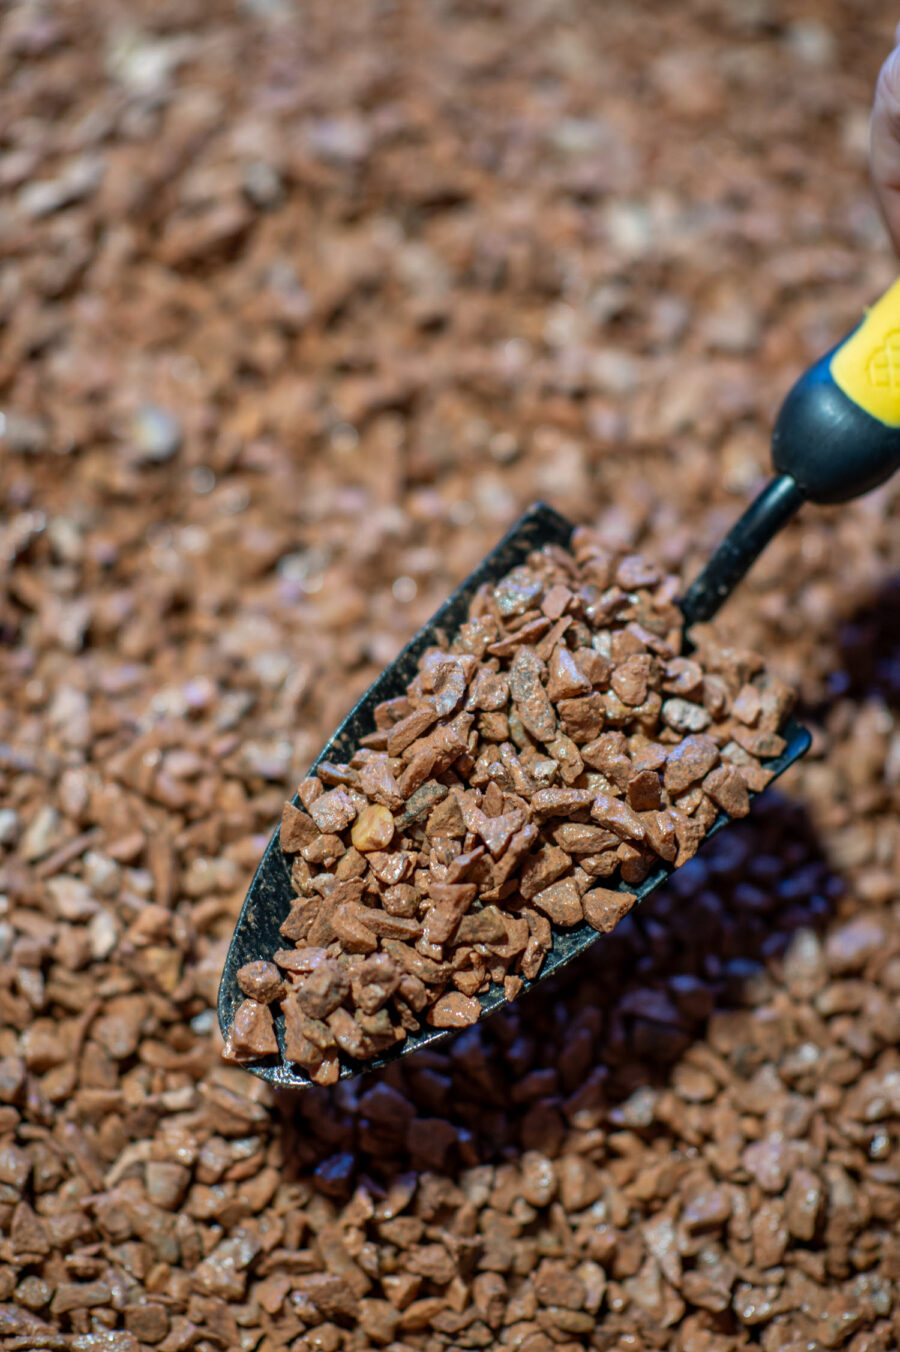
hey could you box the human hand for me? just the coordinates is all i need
[872,32,900,252]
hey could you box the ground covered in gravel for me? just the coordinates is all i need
[1,1,899,1350]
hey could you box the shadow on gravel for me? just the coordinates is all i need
[275,786,838,1179]
[825,574,900,712]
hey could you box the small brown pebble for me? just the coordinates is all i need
[611,653,652,706]
[283,998,333,1068]
[509,645,557,742]
[359,1298,400,1343]
[394,778,448,830]
[730,724,786,757]
[663,657,704,696]
[546,732,583,784]
[426,793,466,837]
[14,1276,51,1311]
[280,801,319,852]
[582,886,636,933]
[294,959,351,1018]
[557,1157,603,1211]
[504,973,524,1001]
[534,1259,585,1310]
[627,768,662,811]
[473,1272,508,1326]
[670,808,705,866]
[422,882,477,944]
[582,730,632,787]
[551,822,618,855]
[273,944,331,972]
[11,1202,50,1257]
[733,683,762,724]
[124,1303,170,1343]
[494,565,544,616]
[531,787,595,821]
[427,991,482,1027]
[546,645,592,700]
[224,1000,279,1061]
[735,759,776,792]
[318,760,360,786]
[383,1272,423,1310]
[354,906,421,940]
[663,734,719,794]
[333,903,379,953]
[662,697,712,732]
[470,805,526,857]
[374,696,411,728]
[784,1167,823,1240]
[429,657,466,712]
[301,1272,360,1322]
[751,1199,788,1268]
[335,845,367,880]
[541,584,573,620]
[467,668,511,711]
[405,1241,457,1284]
[557,692,605,741]
[532,878,583,926]
[358,757,404,809]
[303,832,346,865]
[387,705,440,756]
[489,615,552,655]
[617,554,660,588]
[682,1187,732,1233]
[236,960,284,1003]
[383,939,450,984]
[367,850,416,885]
[824,915,884,972]
[520,844,572,899]
[145,1160,190,1210]
[51,1281,114,1315]
[328,1007,372,1059]
[352,953,402,1013]
[591,793,646,841]
[382,883,420,916]
[703,764,750,817]
[742,1136,794,1193]
[299,777,324,809]
[310,786,360,833]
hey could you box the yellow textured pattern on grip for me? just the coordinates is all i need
[831,277,900,428]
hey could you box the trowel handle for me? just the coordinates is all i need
[773,276,900,503]
[681,279,900,627]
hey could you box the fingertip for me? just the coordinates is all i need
[871,45,900,257]
[883,201,900,257]
[872,46,900,158]
[877,44,900,110]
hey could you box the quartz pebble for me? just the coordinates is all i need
[351,803,396,852]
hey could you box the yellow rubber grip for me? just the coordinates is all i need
[830,277,900,428]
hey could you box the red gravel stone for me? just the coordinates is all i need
[224,1000,279,1061]
[582,887,637,933]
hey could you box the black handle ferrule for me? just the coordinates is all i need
[680,474,805,629]
[772,347,900,504]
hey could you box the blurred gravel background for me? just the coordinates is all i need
[2,2,900,1350]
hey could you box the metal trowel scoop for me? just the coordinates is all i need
[219,276,900,1087]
